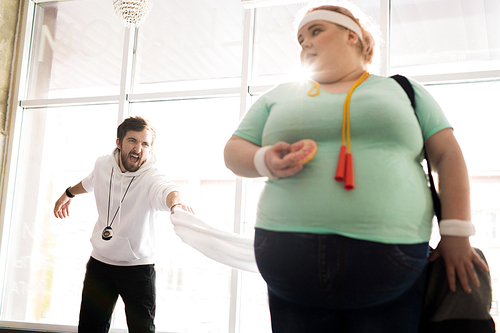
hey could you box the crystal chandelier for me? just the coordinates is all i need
[113,0,153,28]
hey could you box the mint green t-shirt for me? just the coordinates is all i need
[234,75,451,244]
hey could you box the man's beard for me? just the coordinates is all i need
[120,150,144,172]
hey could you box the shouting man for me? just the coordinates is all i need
[54,116,193,332]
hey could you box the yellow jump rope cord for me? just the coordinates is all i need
[343,70,369,153]
[307,71,370,152]
[307,71,370,190]
[307,82,320,97]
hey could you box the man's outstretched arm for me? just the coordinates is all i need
[167,191,194,214]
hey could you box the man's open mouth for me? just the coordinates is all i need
[129,153,140,163]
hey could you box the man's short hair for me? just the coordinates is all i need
[117,116,156,146]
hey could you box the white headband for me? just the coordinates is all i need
[297,10,363,39]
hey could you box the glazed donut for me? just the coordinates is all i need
[288,139,318,166]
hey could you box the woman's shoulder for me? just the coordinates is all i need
[264,80,312,95]
[365,74,403,86]
[362,74,428,98]
[249,81,311,107]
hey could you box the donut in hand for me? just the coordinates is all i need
[288,139,318,166]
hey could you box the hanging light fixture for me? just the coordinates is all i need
[113,0,153,28]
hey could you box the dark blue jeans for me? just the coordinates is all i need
[78,257,156,333]
[254,229,429,333]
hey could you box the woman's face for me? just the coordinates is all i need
[297,20,356,81]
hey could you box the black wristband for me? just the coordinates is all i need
[65,187,75,198]
[170,203,183,211]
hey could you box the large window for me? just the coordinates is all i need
[1,105,118,324]
[133,0,244,93]
[27,1,124,99]
[391,0,500,76]
[1,0,499,331]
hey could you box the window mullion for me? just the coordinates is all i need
[380,0,390,76]
[117,27,135,125]
[228,7,255,333]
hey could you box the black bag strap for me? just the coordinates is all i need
[390,74,442,221]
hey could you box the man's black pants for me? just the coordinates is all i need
[78,257,156,333]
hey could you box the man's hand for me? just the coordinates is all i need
[54,193,72,219]
[170,203,195,215]
[54,182,87,218]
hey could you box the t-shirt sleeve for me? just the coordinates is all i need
[410,78,452,140]
[81,165,96,193]
[233,91,273,146]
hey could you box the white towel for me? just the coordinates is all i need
[169,209,259,273]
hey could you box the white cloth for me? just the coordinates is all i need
[170,209,259,273]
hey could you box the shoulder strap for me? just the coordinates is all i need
[391,74,416,109]
[390,75,442,221]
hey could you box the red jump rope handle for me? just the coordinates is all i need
[344,153,355,190]
[334,145,347,182]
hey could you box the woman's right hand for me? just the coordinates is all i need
[264,141,304,179]
[224,135,304,179]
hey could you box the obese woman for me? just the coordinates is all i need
[224,4,488,333]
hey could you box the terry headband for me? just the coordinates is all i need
[297,10,363,39]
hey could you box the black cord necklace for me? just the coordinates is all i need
[102,168,136,241]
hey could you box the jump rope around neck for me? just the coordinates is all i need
[307,70,370,190]
[102,167,136,241]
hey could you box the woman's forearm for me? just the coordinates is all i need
[224,135,261,178]
[435,148,471,221]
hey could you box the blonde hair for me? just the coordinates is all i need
[303,4,376,65]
